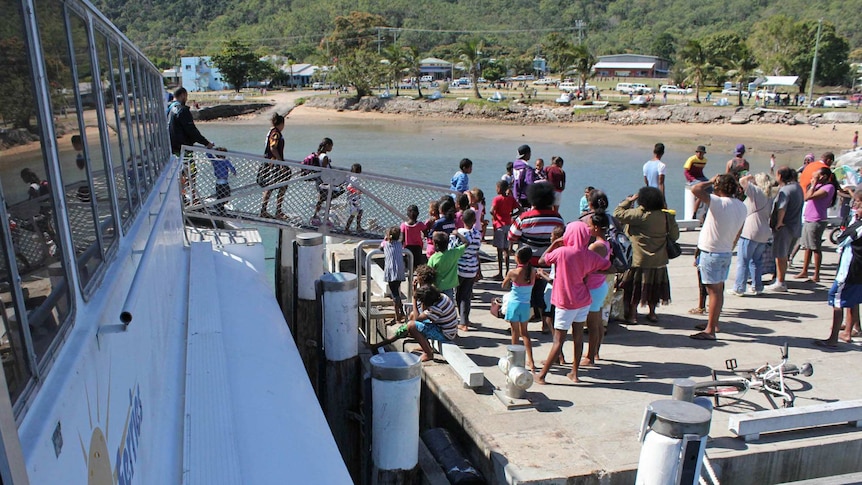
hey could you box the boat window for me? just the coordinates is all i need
[111,43,142,214]
[68,10,118,262]
[0,202,33,405]
[1,0,73,374]
[95,32,134,226]
[125,55,151,195]
[34,0,105,289]
[132,58,157,186]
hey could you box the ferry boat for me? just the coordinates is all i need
[0,0,350,482]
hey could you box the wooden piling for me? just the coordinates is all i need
[294,233,324,394]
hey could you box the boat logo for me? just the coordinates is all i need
[80,381,142,485]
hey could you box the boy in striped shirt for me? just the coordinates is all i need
[372,284,459,361]
[454,209,482,331]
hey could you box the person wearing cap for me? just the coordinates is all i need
[799,152,834,190]
[726,144,750,179]
[511,144,535,208]
[797,153,815,174]
[684,145,709,219]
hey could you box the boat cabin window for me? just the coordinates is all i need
[110,43,144,217]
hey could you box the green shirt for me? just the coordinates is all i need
[427,245,467,291]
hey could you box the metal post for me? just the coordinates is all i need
[371,352,421,484]
[279,227,297,334]
[319,272,361,482]
[295,233,325,394]
[671,378,696,403]
[807,19,823,106]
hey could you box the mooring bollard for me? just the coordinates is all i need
[671,378,696,403]
[295,232,324,394]
[371,352,421,484]
[494,345,534,409]
[635,399,712,485]
[319,272,360,481]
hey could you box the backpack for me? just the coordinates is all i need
[301,152,320,177]
[607,218,632,272]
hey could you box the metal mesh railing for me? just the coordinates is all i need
[179,145,453,239]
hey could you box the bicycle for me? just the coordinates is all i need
[693,343,814,409]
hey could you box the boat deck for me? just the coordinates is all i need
[416,230,862,484]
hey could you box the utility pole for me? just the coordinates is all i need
[377,27,382,54]
[575,20,586,45]
[807,18,823,106]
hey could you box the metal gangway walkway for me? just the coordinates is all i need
[179,146,454,239]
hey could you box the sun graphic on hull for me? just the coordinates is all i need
[79,366,114,485]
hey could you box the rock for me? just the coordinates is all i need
[821,112,862,124]
[836,150,862,171]
[193,103,272,121]
[793,113,810,125]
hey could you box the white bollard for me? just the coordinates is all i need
[636,399,712,485]
[320,272,359,362]
[371,352,421,484]
[296,233,324,301]
[494,345,534,409]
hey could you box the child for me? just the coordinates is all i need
[372,285,459,362]
[817,189,862,348]
[490,180,518,280]
[501,161,514,188]
[310,137,336,225]
[381,227,406,323]
[450,158,473,196]
[583,212,611,366]
[503,247,536,370]
[455,209,482,331]
[579,186,594,215]
[432,199,457,236]
[345,163,364,232]
[72,134,85,170]
[424,201,440,259]
[470,187,488,240]
[427,230,468,301]
[401,205,427,267]
[536,221,611,384]
[689,249,709,315]
[206,147,237,217]
[454,194,469,229]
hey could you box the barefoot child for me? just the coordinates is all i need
[536,221,611,384]
[401,205,427,267]
[583,212,611,366]
[455,209,482,330]
[381,226,406,323]
[373,285,459,362]
[503,247,536,370]
[344,163,364,232]
[491,180,518,280]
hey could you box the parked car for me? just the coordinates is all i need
[533,78,559,86]
[629,95,650,106]
[720,88,752,98]
[814,95,851,108]
[420,75,433,82]
[560,82,596,93]
[850,93,862,103]
[660,85,693,95]
[616,82,634,94]
[312,82,337,90]
[631,83,652,94]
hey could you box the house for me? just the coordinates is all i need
[162,68,180,88]
[593,54,671,78]
[180,56,226,92]
[419,57,453,80]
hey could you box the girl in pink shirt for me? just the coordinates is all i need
[536,221,611,384]
[401,205,427,267]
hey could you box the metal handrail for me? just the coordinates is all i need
[354,240,413,344]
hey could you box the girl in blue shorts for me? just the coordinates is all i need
[503,247,536,370]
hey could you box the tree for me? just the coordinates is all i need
[701,31,746,69]
[381,44,408,96]
[402,46,424,98]
[572,44,597,98]
[680,40,713,103]
[725,46,758,106]
[322,12,389,97]
[457,38,485,99]
[211,39,266,92]
[650,32,676,61]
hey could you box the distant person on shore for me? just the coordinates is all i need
[684,145,709,219]
[168,87,214,203]
[545,156,566,211]
[816,189,862,348]
[259,113,290,219]
[491,180,518,279]
[344,163,364,233]
[536,221,611,384]
[579,186,594,215]
[401,205,427,267]
[729,173,778,296]
[726,144,750,179]
[454,209,482,331]
[381,226,407,323]
[767,167,805,292]
[206,147,236,217]
[854,131,859,151]
[795,167,839,283]
[643,142,667,196]
[449,158,473,197]
[533,158,547,182]
[72,135,85,170]
[511,145,535,208]
[503,247,537,371]
[689,175,747,340]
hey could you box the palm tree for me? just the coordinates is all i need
[381,44,407,96]
[725,49,758,106]
[286,58,296,90]
[457,38,485,99]
[572,44,597,98]
[680,40,710,103]
[403,46,424,98]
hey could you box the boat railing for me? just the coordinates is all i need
[179,145,453,240]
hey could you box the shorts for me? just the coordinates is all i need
[589,282,609,312]
[553,191,562,206]
[828,280,862,308]
[697,251,732,285]
[554,305,590,331]
[505,301,531,323]
[394,320,451,342]
[493,226,510,249]
[800,221,828,251]
[348,196,362,215]
[772,226,798,259]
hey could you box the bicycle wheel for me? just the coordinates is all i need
[694,380,747,407]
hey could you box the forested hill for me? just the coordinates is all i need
[95,0,862,67]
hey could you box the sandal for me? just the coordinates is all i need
[688,307,706,315]
[689,331,716,340]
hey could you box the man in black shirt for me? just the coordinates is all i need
[168,87,214,203]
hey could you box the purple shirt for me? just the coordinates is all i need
[803,184,835,222]
[512,159,534,204]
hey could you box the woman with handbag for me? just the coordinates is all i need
[259,113,290,219]
[613,186,679,324]
[729,173,779,296]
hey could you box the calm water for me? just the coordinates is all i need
[202,119,774,284]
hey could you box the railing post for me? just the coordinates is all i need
[295,232,325,394]
[371,352,421,484]
[319,272,361,482]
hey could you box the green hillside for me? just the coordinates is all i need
[95,0,862,70]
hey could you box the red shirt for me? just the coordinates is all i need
[545,165,566,192]
[491,194,518,228]
[400,221,426,246]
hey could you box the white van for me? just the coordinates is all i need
[631,83,652,94]
[616,83,634,94]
